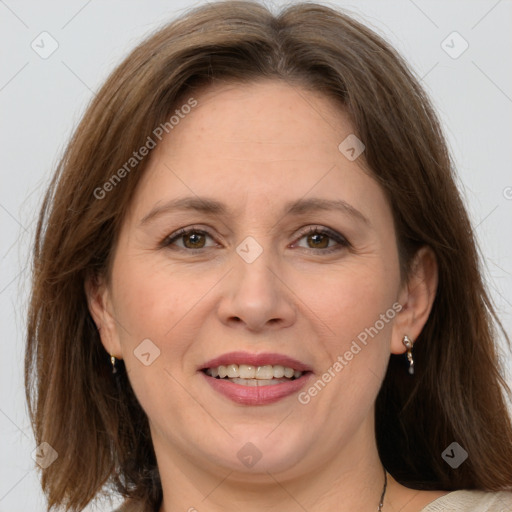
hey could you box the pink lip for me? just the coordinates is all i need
[199,351,313,406]
[201,371,313,406]
[200,351,312,372]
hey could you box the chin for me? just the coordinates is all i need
[199,426,312,478]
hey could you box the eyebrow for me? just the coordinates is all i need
[139,196,370,226]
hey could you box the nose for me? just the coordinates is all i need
[216,244,297,332]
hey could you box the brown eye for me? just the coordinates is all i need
[306,232,330,249]
[294,226,349,254]
[162,228,216,250]
[182,231,206,249]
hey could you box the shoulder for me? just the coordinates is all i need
[420,489,512,511]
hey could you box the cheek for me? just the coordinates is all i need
[110,252,200,340]
[300,265,398,409]
[304,264,399,420]
[109,253,227,388]
[108,258,205,417]
[312,262,398,348]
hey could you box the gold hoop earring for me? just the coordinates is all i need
[402,335,414,375]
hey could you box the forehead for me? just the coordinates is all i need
[166,79,353,160]
[124,80,390,229]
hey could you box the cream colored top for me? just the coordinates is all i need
[116,490,512,511]
[419,490,512,511]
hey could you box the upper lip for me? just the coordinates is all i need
[200,351,313,372]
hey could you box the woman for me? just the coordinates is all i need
[25,1,512,511]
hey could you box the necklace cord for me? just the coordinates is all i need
[378,468,388,511]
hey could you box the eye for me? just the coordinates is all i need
[293,226,349,254]
[161,227,217,250]
[160,225,350,254]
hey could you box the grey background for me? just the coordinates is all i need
[1,0,511,510]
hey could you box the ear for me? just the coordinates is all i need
[84,272,123,359]
[391,246,438,355]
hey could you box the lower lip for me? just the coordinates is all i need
[201,371,313,405]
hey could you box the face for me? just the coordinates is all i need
[91,80,414,482]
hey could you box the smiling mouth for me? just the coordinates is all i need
[202,364,307,386]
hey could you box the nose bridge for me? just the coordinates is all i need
[234,234,280,305]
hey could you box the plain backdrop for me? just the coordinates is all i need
[1,0,511,510]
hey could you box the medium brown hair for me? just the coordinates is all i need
[25,1,512,510]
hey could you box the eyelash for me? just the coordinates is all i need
[160,225,350,254]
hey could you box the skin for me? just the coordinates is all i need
[87,80,446,511]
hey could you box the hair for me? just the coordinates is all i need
[25,0,512,510]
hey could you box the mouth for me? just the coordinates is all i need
[199,352,313,405]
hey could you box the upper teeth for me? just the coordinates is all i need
[206,364,302,380]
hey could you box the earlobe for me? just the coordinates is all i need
[84,272,122,358]
[391,246,438,355]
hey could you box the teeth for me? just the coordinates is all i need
[229,378,284,386]
[273,365,285,378]
[239,364,256,379]
[256,365,274,380]
[205,363,304,380]
[226,364,238,378]
[284,367,294,378]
